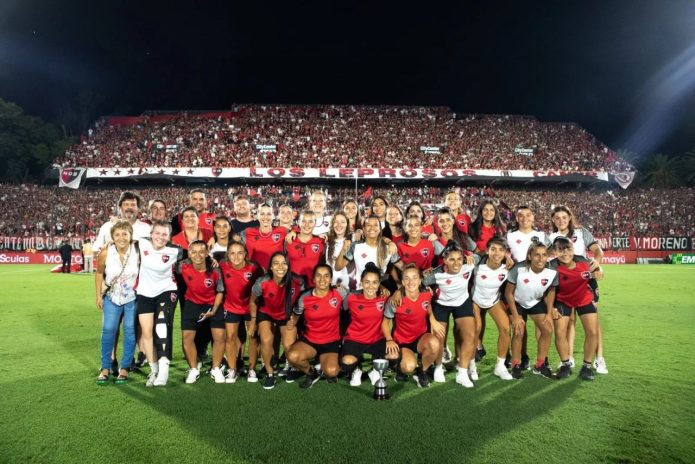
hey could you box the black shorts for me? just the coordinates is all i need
[555,302,573,317]
[225,312,250,324]
[517,300,547,317]
[136,291,178,315]
[340,339,386,360]
[181,301,224,330]
[396,333,426,354]
[433,299,474,322]
[576,302,598,316]
[298,336,341,356]
[589,279,600,302]
[257,311,288,327]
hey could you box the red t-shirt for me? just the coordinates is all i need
[474,225,497,252]
[384,292,431,344]
[171,228,214,251]
[550,257,595,307]
[243,227,287,270]
[220,261,263,314]
[433,212,471,236]
[285,236,325,287]
[251,275,304,320]
[177,212,216,232]
[390,233,404,244]
[344,293,388,344]
[177,262,224,305]
[398,239,436,271]
[295,287,348,344]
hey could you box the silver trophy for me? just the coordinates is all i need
[372,359,390,400]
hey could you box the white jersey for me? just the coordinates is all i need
[313,213,332,236]
[344,240,400,289]
[507,229,551,263]
[93,219,151,255]
[327,237,350,290]
[422,254,480,307]
[135,238,183,298]
[507,263,558,309]
[209,241,227,255]
[548,227,596,258]
[472,260,508,308]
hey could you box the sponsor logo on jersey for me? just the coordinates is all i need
[243,271,253,281]
[143,250,149,256]
[523,278,530,284]
[162,255,170,263]
[329,297,338,308]
[480,275,487,280]
[541,278,548,286]
[204,278,213,288]
[445,278,452,285]
[311,244,320,254]
[272,233,281,243]
[516,239,522,244]
[361,253,368,259]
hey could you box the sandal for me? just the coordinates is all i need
[115,369,129,384]
[96,370,110,385]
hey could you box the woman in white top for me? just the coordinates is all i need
[208,216,232,260]
[325,212,352,290]
[95,221,140,385]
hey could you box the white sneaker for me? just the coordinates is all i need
[594,357,608,374]
[225,368,238,384]
[456,367,474,388]
[433,365,446,383]
[185,368,200,384]
[468,361,479,381]
[247,369,258,383]
[367,369,381,386]
[146,371,158,387]
[442,346,453,364]
[196,361,203,371]
[494,363,514,381]
[349,367,363,387]
[210,367,225,383]
[153,359,169,387]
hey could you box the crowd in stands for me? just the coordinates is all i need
[54,106,633,172]
[2,183,692,247]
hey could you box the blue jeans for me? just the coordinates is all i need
[100,296,136,370]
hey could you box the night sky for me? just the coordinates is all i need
[2,0,695,157]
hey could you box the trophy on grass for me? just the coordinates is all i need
[372,359,390,400]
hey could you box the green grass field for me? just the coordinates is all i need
[1,264,694,463]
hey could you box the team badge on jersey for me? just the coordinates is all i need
[421,301,429,311]
[311,244,320,254]
[572,236,578,242]
[458,219,466,227]
[243,271,253,281]
[376,301,385,312]
[498,274,506,282]
[162,255,170,263]
[420,248,429,258]
[329,297,338,308]
[445,278,452,285]
[463,272,470,280]
[481,275,487,280]
[204,278,213,288]
[523,278,530,284]
[516,239,522,244]
[581,271,591,280]
[541,278,548,286]
[361,253,368,259]
[143,250,149,256]
[272,233,281,243]
[205,217,213,225]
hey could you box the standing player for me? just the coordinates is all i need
[382,264,442,388]
[286,264,348,389]
[505,238,557,380]
[285,210,325,287]
[325,212,352,290]
[342,199,363,233]
[507,206,551,263]
[135,221,183,387]
[309,190,332,236]
[241,203,287,271]
[434,190,472,236]
[208,216,233,262]
[370,196,388,228]
[397,216,444,272]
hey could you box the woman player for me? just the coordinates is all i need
[340,263,389,387]
[286,264,348,389]
[249,252,305,390]
[177,241,225,384]
[382,264,442,388]
[549,236,604,381]
[220,241,264,383]
[505,238,558,380]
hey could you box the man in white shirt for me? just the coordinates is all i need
[92,191,151,256]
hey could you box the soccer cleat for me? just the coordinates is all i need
[300,369,321,389]
[395,369,408,383]
[153,360,170,387]
[511,365,523,379]
[594,357,608,374]
[185,368,201,384]
[413,368,431,388]
[468,361,479,381]
[568,357,576,368]
[262,373,277,390]
[433,365,446,383]
[532,364,554,379]
[367,369,381,386]
[455,368,474,388]
[442,346,453,364]
[504,353,512,369]
[520,354,530,370]
[349,367,363,387]
[225,369,238,384]
[494,363,514,381]
[326,376,337,384]
[247,369,258,383]
[277,363,292,378]
[134,352,146,369]
[580,365,595,381]
[285,368,302,383]
[210,367,225,384]
[475,346,487,363]
[557,364,572,379]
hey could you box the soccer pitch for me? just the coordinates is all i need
[1,265,693,463]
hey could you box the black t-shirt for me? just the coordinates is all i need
[231,218,260,234]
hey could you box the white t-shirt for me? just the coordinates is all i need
[507,262,558,309]
[344,240,400,289]
[312,213,332,236]
[507,229,551,263]
[135,238,182,298]
[548,228,597,258]
[422,254,480,307]
[93,219,151,255]
[472,260,508,308]
[327,237,350,290]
